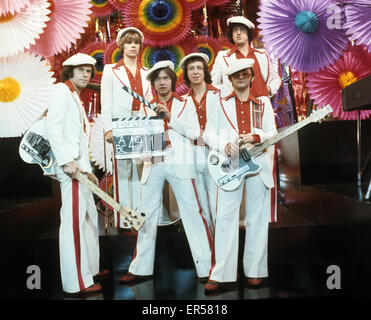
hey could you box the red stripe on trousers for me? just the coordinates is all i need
[271,146,277,222]
[72,180,85,291]
[209,187,218,277]
[191,179,213,250]
[114,157,120,229]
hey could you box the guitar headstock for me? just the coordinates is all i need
[119,208,146,231]
[308,105,333,123]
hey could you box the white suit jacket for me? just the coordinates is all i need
[149,95,200,179]
[46,83,92,173]
[211,48,281,97]
[101,61,153,134]
[204,94,277,188]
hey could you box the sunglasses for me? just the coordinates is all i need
[231,70,253,79]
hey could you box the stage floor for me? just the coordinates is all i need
[1,182,371,301]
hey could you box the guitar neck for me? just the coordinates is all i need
[249,117,313,157]
[75,171,130,216]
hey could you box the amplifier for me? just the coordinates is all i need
[342,75,371,111]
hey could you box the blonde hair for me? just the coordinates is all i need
[118,31,143,53]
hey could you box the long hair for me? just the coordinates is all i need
[182,57,211,88]
[227,23,254,45]
[117,31,143,53]
[60,65,96,82]
[149,67,177,92]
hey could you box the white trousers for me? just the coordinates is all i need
[57,170,100,293]
[209,173,270,283]
[129,162,212,277]
[113,158,143,229]
[193,145,218,233]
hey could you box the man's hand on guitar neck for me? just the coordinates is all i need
[63,161,79,179]
[63,161,99,186]
[87,172,99,186]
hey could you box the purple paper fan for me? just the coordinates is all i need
[257,0,348,72]
[344,1,371,51]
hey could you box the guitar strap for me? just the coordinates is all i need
[252,100,264,130]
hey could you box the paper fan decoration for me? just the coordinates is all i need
[185,0,206,10]
[80,41,108,82]
[141,43,193,77]
[108,0,128,11]
[122,0,192,47]
[176,82,189,95]
[257,0,348,73]
[217,37,233,51]
[0,0,50,58]
[28,0,92,57]
[99,174,114,211]
[90,113,114,174]
[0,53,55,137]
[192,36,222,68]
[344,1,371,51]
[90,0,114,18]
[104,41,122,64]
[207,0,230,7]
[0,0,31,16]
[307,45,371,120]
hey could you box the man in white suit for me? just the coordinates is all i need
[211,15,281,98]
[204,59,277,292]
[101,27,153,230]
[180,52,220,232]
[46,53,104,295]
[120,60,212,283]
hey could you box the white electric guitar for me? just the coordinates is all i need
[208,105,333,191]
[19,119,146,231]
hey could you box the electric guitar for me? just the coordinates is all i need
[19,119,146,231]
[208,105,333,191]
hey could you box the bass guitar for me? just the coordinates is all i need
[208,105,333,191]
[19,119,146,231]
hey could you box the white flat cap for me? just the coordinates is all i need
[146,60,174,80]
[179,52,209,69]
[226,58,255,76]
[116,27,144,44]
[227,16,255,30]
[62,53,97,67]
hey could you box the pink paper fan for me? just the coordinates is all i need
[108,0,127,12]
[307,44,371,120]
[0,0,30,16]
[80,41,108,82]
[90,0,114,18]
[28,0,93,57]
